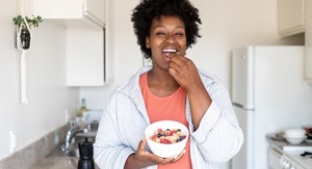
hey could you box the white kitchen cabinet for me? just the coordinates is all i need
[305,0,312,83]
[27,0,105,29]
[278,0,305,37]
[66,28,112,86]
[26,0,111,86]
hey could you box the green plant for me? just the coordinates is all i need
[13,15,43,28]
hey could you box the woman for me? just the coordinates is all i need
[94,0,243,168]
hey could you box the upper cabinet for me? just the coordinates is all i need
[66,28,113,86]
[278,0,305,37]
[278,0,312,83]
[27,0,105,29]
[26,0,112,86]
[305,0,312,83]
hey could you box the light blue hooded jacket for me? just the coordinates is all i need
[94,66,243,169]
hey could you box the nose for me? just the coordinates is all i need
[165,34,176,43]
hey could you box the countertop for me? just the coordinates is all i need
[267,134,312,152]
[267,134,312,169]
[30,157,100,169]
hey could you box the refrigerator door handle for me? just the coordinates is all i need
[232,103,244,108]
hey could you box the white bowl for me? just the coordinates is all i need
[284,129,306,138]
[284,135,306,144]
[145,120,189,158]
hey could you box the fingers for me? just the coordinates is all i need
[156,156,175,164]
[137,137,146,152]
[168,53,186,76]
[154,149,186,164]
[168,57,192,83]
[168,52,188,66]
[171,149,186,163]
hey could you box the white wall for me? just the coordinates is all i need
[0,0,79,160]
[0,0,304,165]
[79,1,304,168]
[80,0,303,109]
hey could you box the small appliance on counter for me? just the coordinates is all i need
[78,138,95,169]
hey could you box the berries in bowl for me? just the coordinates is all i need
[145,120,189,158]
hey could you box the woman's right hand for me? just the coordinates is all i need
[124,137,185,169]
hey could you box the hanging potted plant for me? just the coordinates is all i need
[13,15,43,50]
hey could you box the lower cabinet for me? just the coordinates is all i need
[268,148,282,169]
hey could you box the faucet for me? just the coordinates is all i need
[62,129,85,151]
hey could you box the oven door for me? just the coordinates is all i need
[268,148,283,169]
[280,154,308,169]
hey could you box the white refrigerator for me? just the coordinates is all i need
[231,46,312,169]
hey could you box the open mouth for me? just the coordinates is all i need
[162,49,177,54]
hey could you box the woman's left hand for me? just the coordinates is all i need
[168,52,212,130]
[168,53,202,91]
[124,137,185,169]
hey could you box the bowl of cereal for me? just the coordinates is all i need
[145,120,189,158]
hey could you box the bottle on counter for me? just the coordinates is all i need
[78,98,88,117]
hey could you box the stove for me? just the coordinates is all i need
[280,146,312,169]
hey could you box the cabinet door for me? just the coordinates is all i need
[268,149,282,169]
[30,0,82,19]
[278,0,305,37]
[29,0,105,28]
[84,0,105,26]
[66,28,105,86]
[305,0,312,83]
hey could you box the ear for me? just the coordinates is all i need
[145,37,151,48]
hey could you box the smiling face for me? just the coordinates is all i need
[145,15,187,70]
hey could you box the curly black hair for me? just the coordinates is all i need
[131,0,202,59]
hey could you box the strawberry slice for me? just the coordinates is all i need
[151,135,157,141]
[165,131,172,136]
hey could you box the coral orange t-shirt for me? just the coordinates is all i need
[140,73,192,169]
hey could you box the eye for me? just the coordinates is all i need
[175,32,184,36]
[156,32,166,36]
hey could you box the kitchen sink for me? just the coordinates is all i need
[47,133,96,158]
[47,143,80,157]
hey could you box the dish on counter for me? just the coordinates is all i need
[306,133,312,139]
[305,138,312,143]
[268,132,285,141]
[285,129,306,138]
[302,124,312,134]
[283,135,306,145]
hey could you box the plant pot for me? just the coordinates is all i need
[20,27,30,50]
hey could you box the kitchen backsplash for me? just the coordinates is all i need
[0,124,69,169]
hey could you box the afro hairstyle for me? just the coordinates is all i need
[131,0,202,59]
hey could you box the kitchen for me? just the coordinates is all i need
[0,0,311,169]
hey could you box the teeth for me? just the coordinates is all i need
[162,49,177,53]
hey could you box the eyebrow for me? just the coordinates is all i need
[153,25,185,30]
